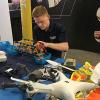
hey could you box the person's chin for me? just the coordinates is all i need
[98,19,100,22]
[40,27,46,30]
[95,38,100,43]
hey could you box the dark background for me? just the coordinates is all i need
[10,0,100,53]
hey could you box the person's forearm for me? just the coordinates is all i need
[47,42,69,51]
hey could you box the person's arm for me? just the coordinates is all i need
[39,23,69,51]
[37,41,69,51]
[46,42,69,51]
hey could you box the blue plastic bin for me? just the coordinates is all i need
[33,52,52,65]
[0,41,18,56]
[6,45,18,56]
[0,41,10,51]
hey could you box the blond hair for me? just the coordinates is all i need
[32,5,49,18]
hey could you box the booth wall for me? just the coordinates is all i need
[46,0,100,53]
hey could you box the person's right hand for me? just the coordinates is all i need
[34,41,46,52]
[94,31,100,43]
[94,31,100,39]
[34,42,41,50]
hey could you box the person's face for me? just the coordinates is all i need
[34,14,50,30]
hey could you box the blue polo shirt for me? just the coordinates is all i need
[33,21,68,57]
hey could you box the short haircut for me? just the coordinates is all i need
[32,5,49,18]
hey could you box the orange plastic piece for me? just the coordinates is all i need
[87,88,100,100]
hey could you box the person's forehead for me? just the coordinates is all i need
[34,15,48,22]
[96,7,100,21]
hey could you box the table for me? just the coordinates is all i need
[0,54,61,100]
[64,49,100,66]
[0,49,100,100]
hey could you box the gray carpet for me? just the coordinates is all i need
[64,49,100,66]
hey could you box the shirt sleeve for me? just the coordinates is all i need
[56,23,68,42]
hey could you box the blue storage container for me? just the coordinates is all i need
[0,41,19,56]
[0,41,10,51]
[33,52,52,65]
[6,45,18,56]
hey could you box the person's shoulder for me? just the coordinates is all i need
[51,21,63,28]
[51,21,66,33]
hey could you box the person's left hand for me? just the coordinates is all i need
[37,41,49,48]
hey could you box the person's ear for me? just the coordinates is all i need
[48,15,50,19]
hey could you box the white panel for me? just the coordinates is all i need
[0,0,13,44]
[48,0,61,8]
[48,0,55,8]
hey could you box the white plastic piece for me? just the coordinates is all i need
[46,60,75,71]
[91,62,100,84]
[11,77,29,84]
[0,51,7,62]
[0,51,6,55]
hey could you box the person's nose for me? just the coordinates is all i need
[38,23,43,27]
